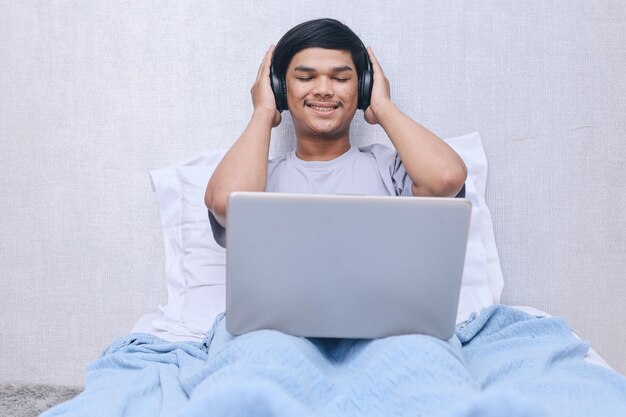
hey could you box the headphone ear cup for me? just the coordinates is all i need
[270,63,286,112]
[358,48,373,110]
[280,78,288,112]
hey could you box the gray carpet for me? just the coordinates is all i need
[0,384,82,417]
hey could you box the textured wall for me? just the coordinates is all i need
[0,1,624,385]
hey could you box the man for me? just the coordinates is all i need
[204,18,467,246]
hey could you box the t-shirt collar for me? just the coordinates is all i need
[290,145,357,169]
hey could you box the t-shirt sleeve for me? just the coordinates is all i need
[207,156,284,250]
[361,143,465,198]
[390,151,415,196]
[208,209,226,248]
[394,155,467,198]
[455,183,465,198]
[360,143,414,196]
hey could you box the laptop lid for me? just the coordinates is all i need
[225,192,471,340]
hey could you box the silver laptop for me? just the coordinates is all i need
[225,192,471,340]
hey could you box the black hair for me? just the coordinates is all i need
[272,18,367,82]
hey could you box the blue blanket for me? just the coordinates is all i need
[41,305,626,417]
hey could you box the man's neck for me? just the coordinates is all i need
[295,137,351,161]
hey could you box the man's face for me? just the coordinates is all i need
[285,48,358,139]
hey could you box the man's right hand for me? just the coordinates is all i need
[205,45,278,227]
[251,44,282,128]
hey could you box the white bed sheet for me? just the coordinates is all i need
[131,312,206,344]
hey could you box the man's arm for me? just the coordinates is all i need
[204,45,281,228]
[364,48,467,197]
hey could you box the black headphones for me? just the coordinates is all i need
[270,45,373,112]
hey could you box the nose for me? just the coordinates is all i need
[312,76,334,98]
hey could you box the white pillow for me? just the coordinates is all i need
[144,131,504,339]
[148,151,227,339]
[444,132,504,303]
[442,132,504,323]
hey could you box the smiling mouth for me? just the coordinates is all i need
[306,103,339,112]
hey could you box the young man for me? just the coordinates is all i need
[204,18,467,246]
[42,19,626,417]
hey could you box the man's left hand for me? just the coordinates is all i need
[364,47,394,125]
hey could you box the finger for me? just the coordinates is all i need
[257,44,275,81]
[364,106,377,125]
[256,44,274,81]
[273,111,282,128]
[366,46,385,77]
[255,49,266,79]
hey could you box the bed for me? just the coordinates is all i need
[1,1,625,416]
[40,133,626,416]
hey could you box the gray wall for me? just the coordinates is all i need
[1,1,624,386]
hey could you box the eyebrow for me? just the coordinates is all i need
[293,65,354,73]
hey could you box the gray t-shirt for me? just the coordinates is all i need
[208,144,463,247]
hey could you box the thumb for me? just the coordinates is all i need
[272,110,282,128]
[363,106,377,125]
